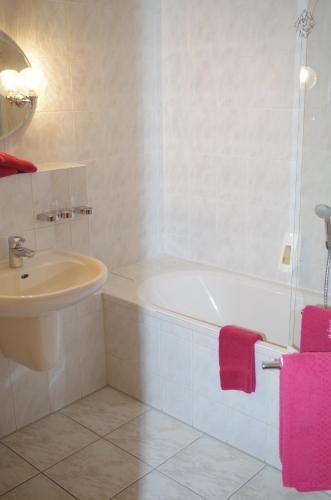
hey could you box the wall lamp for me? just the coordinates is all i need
[0,67,45,107]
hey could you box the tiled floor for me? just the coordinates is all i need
[0,387,329,500]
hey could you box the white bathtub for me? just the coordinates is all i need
[138,269,292,347]
[102,256,307,467]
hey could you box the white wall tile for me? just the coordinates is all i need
[160,329,192,387]
[79,311,106,396]
[161,377,193,425]
[9,362,50,429]
[162,0,299,285]
[47,321,82,412]
[0,353,16,438]
[0,0,142,435]
[107,354,162,409]
[104,298,281,466]
[192,392,270,462]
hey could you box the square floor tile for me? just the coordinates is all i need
[158,436,264,499]
[46,439,151,500]
[0,443,37,495]
[231,466,330,499]
[105,409,201,467]
[2,413,97,470]
[61,386,149,435]
[113,470,204,499]
[1,474,76,499]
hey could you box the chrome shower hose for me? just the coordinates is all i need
[324,247,331,308]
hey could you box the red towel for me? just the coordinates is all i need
[300,305,331,352]
[280,352,331,492]
[0,167,19,178]
[0,152,37,173]
[219,325,263,393]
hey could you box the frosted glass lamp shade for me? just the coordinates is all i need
[0,69,19,96]
[19,67,45,96]
[300,66,317,89]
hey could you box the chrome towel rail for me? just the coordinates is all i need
[262,360,281,369]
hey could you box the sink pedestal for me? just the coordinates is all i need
[0,312,62,371]
[0,249,107,371]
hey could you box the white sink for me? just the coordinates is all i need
[0,250,107,317]
[0,250,108,371]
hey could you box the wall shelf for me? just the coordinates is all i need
[36,162,86,172]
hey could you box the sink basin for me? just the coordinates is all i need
[0,250,107,317]
[0,250,107,371]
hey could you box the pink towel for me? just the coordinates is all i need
[0,167,18,178]
[0,152,37,173]
[300,305,331,352]
[280,352,331,492]
[219,325,263,393]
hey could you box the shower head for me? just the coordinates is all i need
[315,204,331,249]
[315,204,331,219]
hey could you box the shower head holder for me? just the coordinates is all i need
[295,9,315,38]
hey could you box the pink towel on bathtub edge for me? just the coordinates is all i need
[219,325,263,393]
[280,352,331,492]
[300,305,331,352]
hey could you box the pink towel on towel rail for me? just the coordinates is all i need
[219,325,263,393]
[280,352,331,492]
[300,305,331,352]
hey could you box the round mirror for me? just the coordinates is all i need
[0,31,36,141]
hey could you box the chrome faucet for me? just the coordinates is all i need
[8,236,35,269]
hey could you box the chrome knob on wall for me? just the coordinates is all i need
[37,206,93,221]
[58,209,73,219]
[72,206,93,215]
[37,210,59,222]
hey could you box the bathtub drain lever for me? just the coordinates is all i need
[262,360,281,369]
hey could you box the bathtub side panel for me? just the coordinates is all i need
[103,293,281,468]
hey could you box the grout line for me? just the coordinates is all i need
[107,469,155,500]
[157,469,208,500]
[188,424,268,466]
[0,471,40,498]
[60,384,150,415]
[0,440,40,474]
[2,434,101,477]
[156,432,266,499]
[226,465,267,500]
[108,469,206,500]
[42,436,101,475]
[57,411,110,437]
[1,386,151,473]
[1,413,101,471]
[0,386,107,442]
[107,473,152,500]
[60,404,151,439]
[155,434,204,470]
[103,407,153,436]
[1,386,272,500]
[41,473,80,500]
[59,392,202,471]
[100,436,156,469]
[107,382,201,433]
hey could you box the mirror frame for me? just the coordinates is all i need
[0,30,37,142]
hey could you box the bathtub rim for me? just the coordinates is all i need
[103,290,289,356]
[102,255,322,354]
